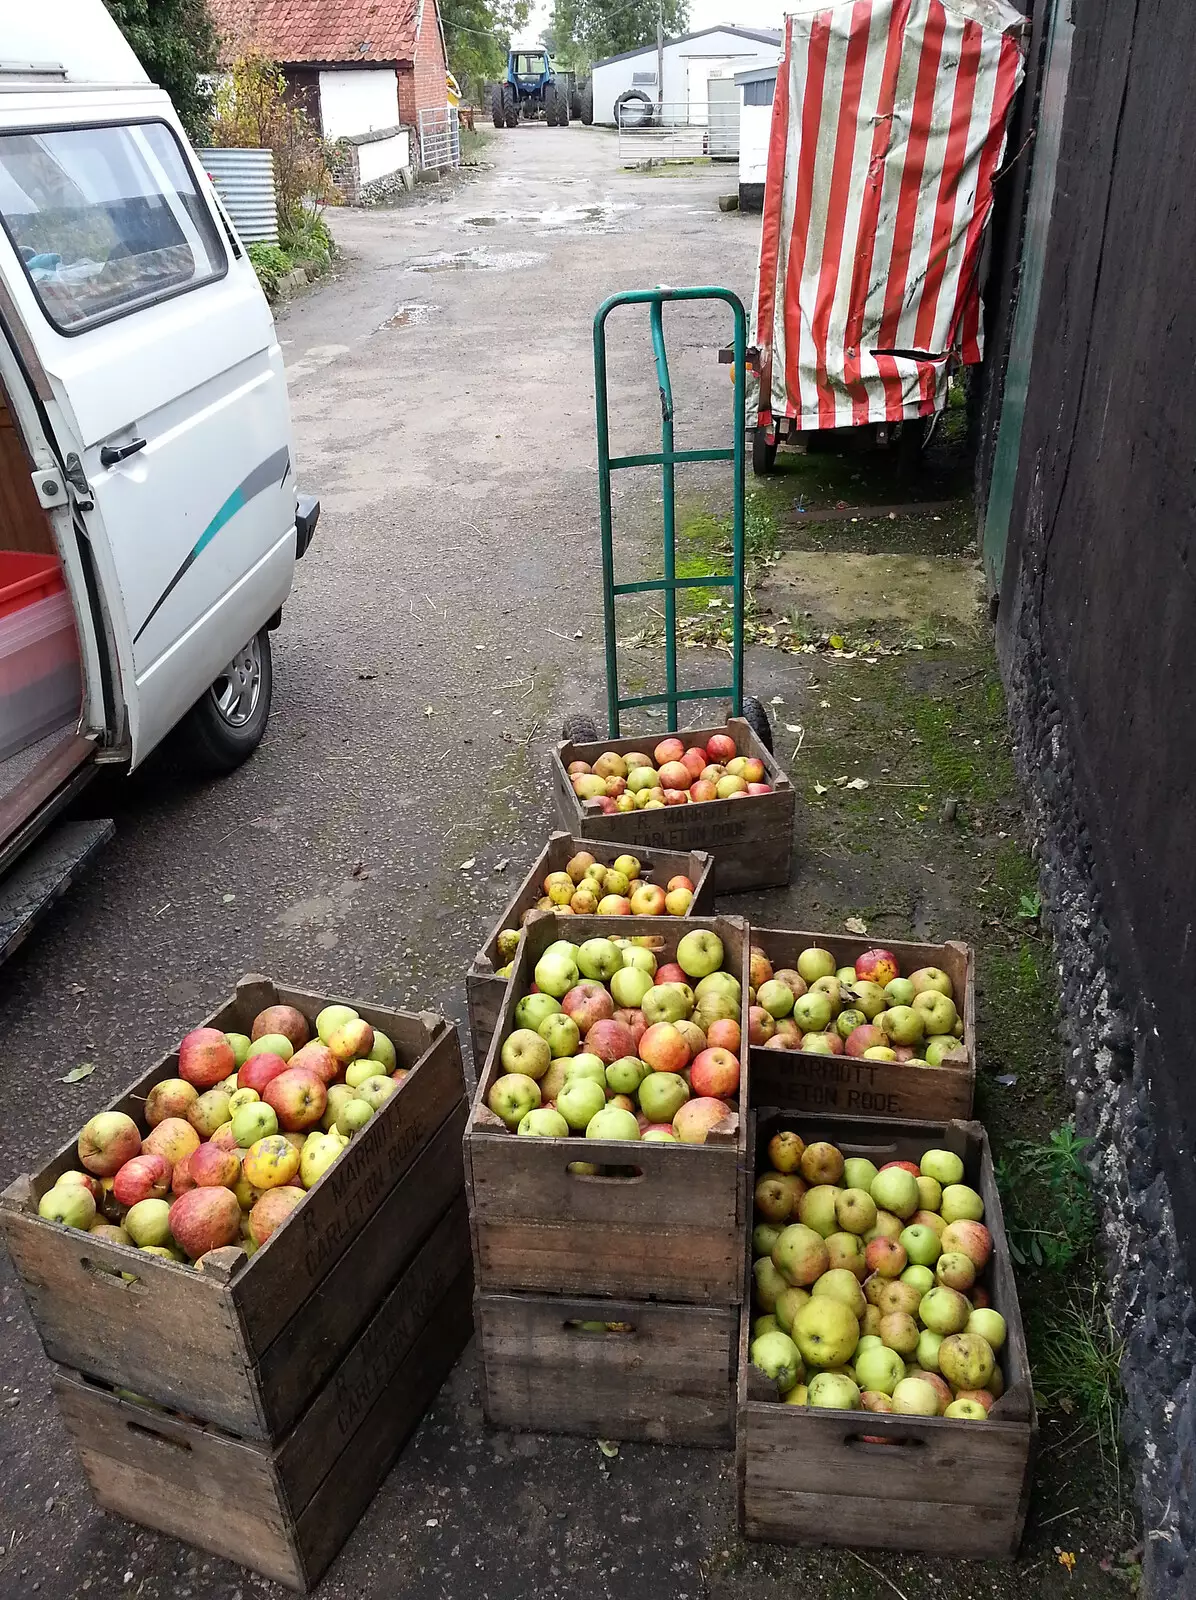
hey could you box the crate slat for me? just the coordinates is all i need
[465,832,715,1068]
[550,719,795,891]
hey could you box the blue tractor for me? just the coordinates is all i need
[491,50,593,128]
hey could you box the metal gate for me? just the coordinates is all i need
[417,107,460,171]
[617,103,707,165]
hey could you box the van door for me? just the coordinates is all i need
[0,111,297,763]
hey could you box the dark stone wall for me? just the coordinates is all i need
[996,0,1196,1591]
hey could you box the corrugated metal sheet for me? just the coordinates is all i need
[197,147,278,245]
[752,0,1025,430]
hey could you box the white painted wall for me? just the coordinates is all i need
[357,128,412,184]
[318,69,400,140]
[739,98,773,186]
[592,30,782,125]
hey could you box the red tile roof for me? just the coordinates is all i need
[211,0,424,65]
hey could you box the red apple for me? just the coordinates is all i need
[188,1143,241,1189]
[748,1006,776,1045]
[248,1186,305,1246]
[774,1018,803,1047]
[673,1097,732,1143]
[612,1008,647,1047]
[169,1187,241,1260]
[739,757,766,783]
[57,1171,103,1204]
[865,1237,908,1278]
[705,733,737,764]
[596,797,619,814]
[690,1046,740,1098]
[654,737,684,765]
[171,1152,197,1195]
[706,1018,741,1054]
[747,782,773,795]
[855,948,900,987]
[939,1220,993,1271]
[112,1153,172,1207]
[567,760,591,777]
[562,982,615,1033]
[629,884,667,916]
[144,1079,199,1126]
[681,747,707,780]
[597,893,631,913]
[667,875,695,894]
[604,776,626,797]
[251,1005,310,1050]
[845,1024,888,1057]
[263,1069,327,1132]
[584,1019,639,1064]
[178,1028,235,1090]
[143,1117,199,1169]
[662,789,689,806]
[655,963,688,986]
[881,1160,921,1175]
[657,761,693,791]
[288,1042,339,1086]
[77,1112,142,1176]
[238,1052,291,1095]
[639,1022,691,1074]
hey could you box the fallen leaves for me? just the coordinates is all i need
[459,858,476,871]
[844,916,868,935]
[61,1063,96,1084]
[814,782,828,796]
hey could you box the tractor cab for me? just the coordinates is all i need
[510,51,552,90]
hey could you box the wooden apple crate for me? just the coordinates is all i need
[466,910,751,1304]
[477,1288,735,1447]
[550,718,795,892]
[0,975,466,1441]
[748,928,975,1121]
[737,1110,1036,1559]
[51,1198,473,1592]
[465,831,716,1069]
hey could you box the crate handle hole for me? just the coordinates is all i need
[566,1163,644,1182]
[81,1257,142,1290]
[126,1420,192,1451]
[564,1319,637,1336]
[845,1432,926,1452]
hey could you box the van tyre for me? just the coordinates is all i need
[182,627,273,775]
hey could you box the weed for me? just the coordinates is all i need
[1018,891,1042,921]
[247,242,293,299]
[997,1122,1095,1270]
[1034,1279,1125,1476]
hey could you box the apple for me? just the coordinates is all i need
[936,1251,976,1292]
[754,1176,794,1224]
[344,1058,381,1090]
[627,766,659,794]
[704,1018,739,1056]
[919,1286,972,1334]
[635,880,673,916]
[169,1186,241,1259]
[773,970,808,1000]
[876,1279,922,1317]
[792,992,833,1033]
[753,1223,783,1261]
[246,1185,304,1246]
[793,947,834,985]
[865,1237,907,1278]
[186,1089,233,1140]
[882,977,915,1008]
[77,1112,142,1176]
[188,1144,241,1189]
[812,1268,866,1320]
[608,966,651,1010]
[900,1265,935,1297]
[515,992,562,1031]
[705,733,737,764]
[792,1297,859,1368]
[854,1342,904,1395]
[774,1286,811,1333]
[753,1314,780,1340]
[869,1167,920,1219]
[354,1076,395,1112]
[912,1173,942,1211]
[263,1069,327,1132]
[798,1185,843,1238]
[242,1134,300,1189]
[539,1014,582,1059]
[690,1046,739,1098]
[967,1308,1007,1351]
[641,984,694,1026]
[238,1052,292,1096]
[924,1036,962,1066]
[584,1019,639,1064]
[566,850,596,883]
[833,1008,866,1043]
[637,1022,689,1075]
[574,773,607,800]
[178,1028,236,1090]
[887,1376,939,1417]
[912,991,958,1038]
[716,774,746,798]
[336,1098,375,1135]
[518,1107,570,1138]
[879,1006,924,1047]
[487,1073,541,1129]
[919,1148,965,1186]
[144,1117,200,1170]
[246,1033,295,1064]
[39,1184,97,1230]
[757,979,796,1020]
[56,1171,103,1205]
[842,1157,879,1193]
[654,962,687,986]
[944,1398,988,1421]
[834,1188,877,1235]
[656,761,692,792]
[672,1097,732,1143]
[535,950,580,998]
[800,1142,845,1186]
[586,1106,641,1141]
[124,1198,174,1248]
[315,1005,357,1046]
[941,1184,985,1223]
[602,1056,644,1096]
[910,1210,946,1240]
[576,939,623,983]
[939,1333,995,1390]
[500,1028,551,1082]
[753,1256,789,1311]
[669,929,725,982]
[878,1309,921,1355]
[767,1130,805,1172]
[251,1005,310,1051]
[556,1078,607,1131]
[917,1328,943,1371]
[863,1210,905,1244]
[899,1224,942,1267]
[285,1043,338,1087]
[224,1033,252,1069]
[750,1329,803,1392]
[651,737,682,765]
[771,1224,829,1286]
[145,1080,199,1127]
[748,1007,777,1046]
[113,1153,173,1207]
[807,1372,860,1411]
[564,1055,608,1088]
[320,1084,355,1131]
[638,1071,690,1123]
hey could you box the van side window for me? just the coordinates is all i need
[0,120,227,334]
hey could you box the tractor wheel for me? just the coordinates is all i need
[491,84,504,129]
[578,83,594,125]
[502,83,519,128]
[558,86,571,125]
[752,425,779,476]
[545,87,560,125]
[562,712,601,745]
[737,695,774,754]
[614,88,654,129]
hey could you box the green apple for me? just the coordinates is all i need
[855,1334,883,1354]
[796,947,836,983]
[912,990,958,1035]
[39,1184,96,1229]
[936,1251,976,1292]
[918,1286,971,1334]
[753,1314,780,1338]
[605,1056,648,1095]
[247,1033,293,1062]
[367,1030,397,1072]
[863,1209,904,1243]
[899,1223,942,1267]
[811,1268,866,1320]
[503,1028,553,1079]
[322,1084,355,1130]
[585,1106,641,1140]
[641,983,694,1026]
[924,1035,961,1066]
[798,1185,843,1238]
[232,1103,278,1145]
[336,1098,375,1135]
[862,1046,898,1060]
[910,966,953,999]
[843,1157,879,1192]
[835,1188,877,1235]
[675,929,725,978]
[577,938,623,982]
[750,1329,802,1391]
[356,1076,395,1111]
[792,992,833,1032]
[772,1223,829,1286]
[620,945,658,976]
[757,979,795,1018]
[124,1199,173,1248]
[638,1071,689,1123]
[941,1184,985,1223]
[916,1175,943,1212]
[880,1006,923,1046]
[753,1222,782,1257]
[299,1131,344,1187]
[807,1372,860,1410]
[556,1078,607,1131]
[884,978,915,1008]
[535,949,579,998]
[836,1008,867,1040]
[826,1232,866,1278]
[917,1328,943,1371]
[694,971,741,1005]
[518,1107,569,1138]
[870,1167,920,1219]
[891,1376,941,1415]
[836,965,857,985]
[851,980,887,1019]
[753,1255,789,1312]
[609,966,653,1009]
[486,1073,541,1129]
[224,1032,252,1068]
[774,1285,810,1333]
[563,1056,607,1088]
[939,1333,995,1390]
[514,992,562,1031]
[899,1264,935,1296]
[344,1058,378,1089]
[944,1398,989,1420]
[642,1127,679,1143]
[919,1148,965,1186]
[967,1308,1007,1351]
[316,1004,357,1045]
[792,1297,860,1368]
[853,1342,904,1395]
[539,1014,581,1059]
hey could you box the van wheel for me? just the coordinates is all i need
[183,628,273,774]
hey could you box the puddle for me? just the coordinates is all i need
[758,551,984,630]
[459,200,639,235]
[404,247,546,273]
[378,303,439,329]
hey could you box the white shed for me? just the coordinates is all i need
[591,26,782,127]
[735,62,778,211]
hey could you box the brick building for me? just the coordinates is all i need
[212,0,451,193]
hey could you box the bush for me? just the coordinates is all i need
[247,242,293,300]
[279,207,334,268]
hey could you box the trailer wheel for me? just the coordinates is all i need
[578,84,594,125]
[561,712,601,745]
[752,426,779,476]
[491,84,504,129]
[181,627,273,774]
[737,694,774,754]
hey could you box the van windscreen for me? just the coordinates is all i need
[0,120,227,334]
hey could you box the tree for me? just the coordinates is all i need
[104,0,220,143]
[441,0,533,101]
[552,0,689,65]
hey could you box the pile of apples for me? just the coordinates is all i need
[568,731,773,816]
[749,944,965,1065]
[486,928,741,1145]
[37,1003,406,1266]
[749,1132,1006,1419]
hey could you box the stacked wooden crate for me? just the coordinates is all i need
[0,976,472,1592]
[466,912,751,1446]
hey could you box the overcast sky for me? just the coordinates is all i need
[516,1,788,46]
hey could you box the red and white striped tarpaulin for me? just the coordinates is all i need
[752,0,1025,431]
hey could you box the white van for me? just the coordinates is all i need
[0,4,317,955]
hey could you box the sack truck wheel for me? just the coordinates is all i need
[181,627,273,775]
[752,425,779,477]
[491,84,504,129]
[561,712,601,745]
[737,694,774,754]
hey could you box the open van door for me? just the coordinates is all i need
[0,106,298,765]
